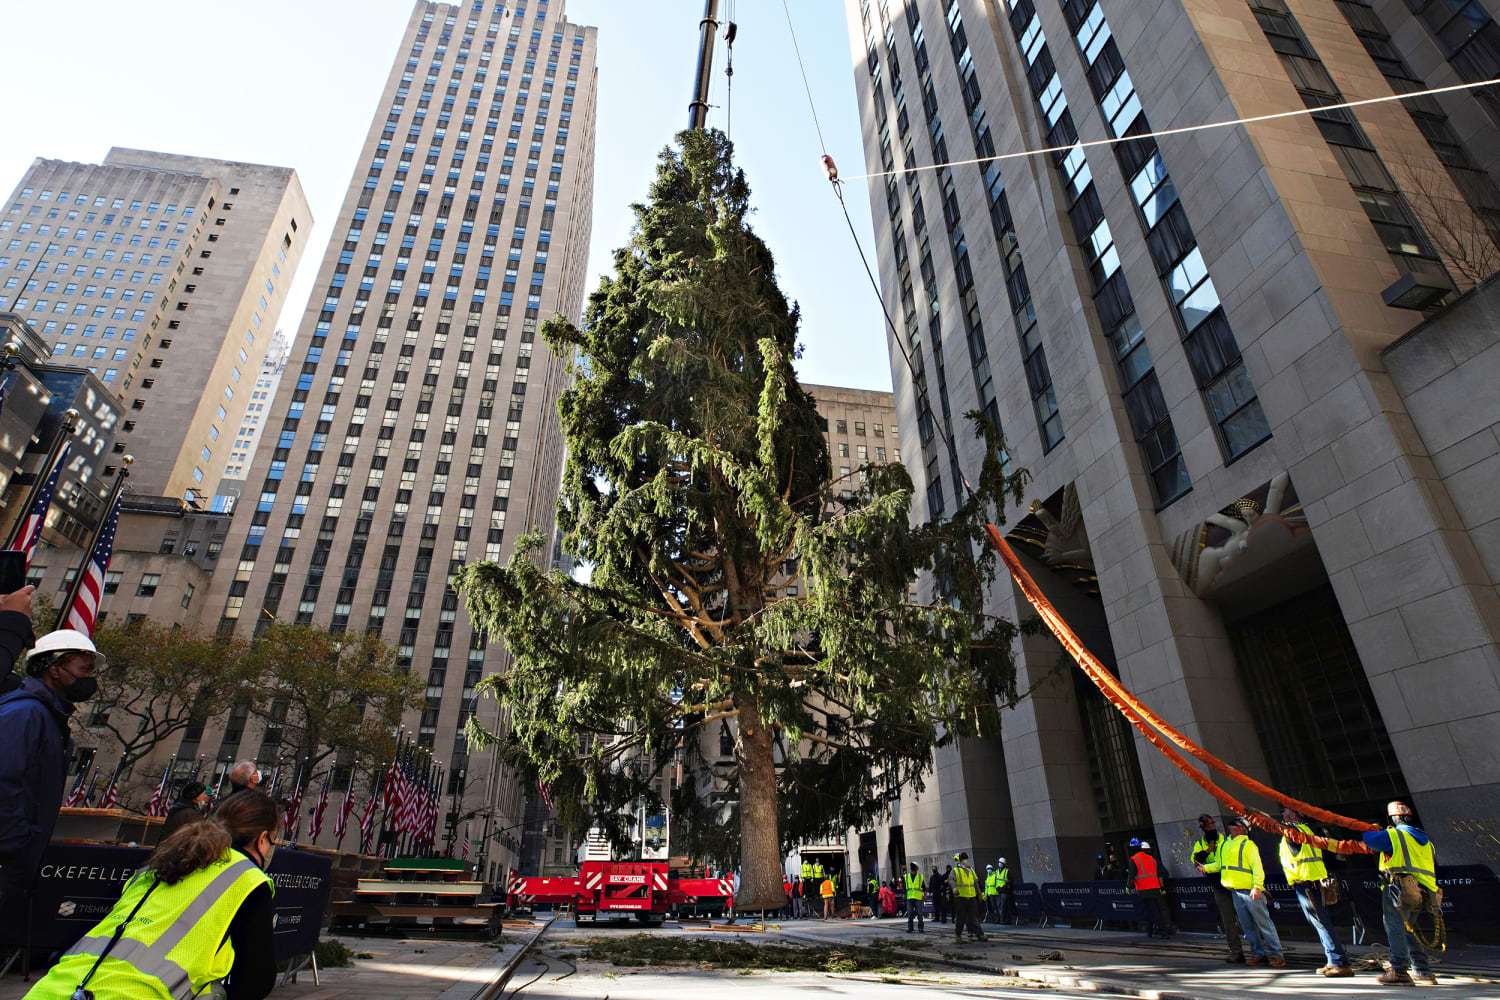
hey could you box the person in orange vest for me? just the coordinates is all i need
[1127,838,1173,938]
[820,873,836,919]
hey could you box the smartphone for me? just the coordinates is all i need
[0,550,26,594]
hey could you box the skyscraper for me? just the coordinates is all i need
[0,150,312,500]
[842,0,1500,880]
[204,0,597,875]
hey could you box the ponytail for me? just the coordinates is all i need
[146,819,232,885]
[144,789,280,884]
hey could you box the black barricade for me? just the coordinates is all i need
[1166,877,1219,927]
[1012,883,1042,919]
[1039,881,1096,922]
[1347,865,1500,937]
[3,843,331,961]
[1095,882,1148,921]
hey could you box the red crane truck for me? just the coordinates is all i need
[509,860,734,924]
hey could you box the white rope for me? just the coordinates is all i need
[842,77,1500,182]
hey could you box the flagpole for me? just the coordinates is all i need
[101,755,124,809]
[380,730,405,857]
[2,406,80,551]
[53,454,131,629]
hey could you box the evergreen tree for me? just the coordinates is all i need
[458,129,1028,910]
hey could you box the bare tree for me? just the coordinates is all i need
[1394,151,1500,287]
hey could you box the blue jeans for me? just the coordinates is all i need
[1231,889,1283,958]
[1381,883,1432,975]
[1293,882,1347,967]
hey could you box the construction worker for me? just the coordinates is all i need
[1279,808,1350,977]
[1127,838,1172,938]
[1362,801,1438,986]
[801,856,813,905]
[951,852,987,942]
[1219,816,1285,967]
[25,791,280,1000]
[930,865,947,923]
[1192,813,1245,964]
[983,863,998,922]
[904,862,925,934]
[790,873,804,919]
[866,873,880,919]
[996,857,1014,925]
[820,872,836,920]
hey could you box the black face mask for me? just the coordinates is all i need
[60,675,98,703]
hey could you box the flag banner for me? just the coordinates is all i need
[11,442,70,566]
[308,770,331,843]
[63,491,120,637]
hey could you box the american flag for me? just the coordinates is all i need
[147,763,172,818]
[333,776,357,848]
[285,769,307,841]
[11,442,70,567]
[461,825,471,861]
[100,771,120,809]
[63,492,120,637]
[64,761,92,807]
[308,770,331,843]
[537,778,554,812]
[360,772,383,854]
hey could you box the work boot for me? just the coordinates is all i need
[1321,965,1353,978]
[1245,956,1264,967]
[1411,972,1438,985]
[1377,969,1414,986]
[1225,954,1246,964]
[1268,957,1286,968]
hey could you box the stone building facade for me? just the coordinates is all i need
[842,0,1500,882]
[0,150,311,500]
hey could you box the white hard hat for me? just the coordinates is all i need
[999,858,1007,865]
[25,629,107,674]
[1140,841,1151,850]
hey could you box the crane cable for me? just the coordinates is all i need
[778,3,1379,855]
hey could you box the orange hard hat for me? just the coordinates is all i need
[1387,800,1413,818]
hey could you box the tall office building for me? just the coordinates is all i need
[204,0,598,875]
[842,0,1500,882]
[212,328,292,509]
[0,150,311,500]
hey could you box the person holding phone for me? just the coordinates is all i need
[0,629,103,908]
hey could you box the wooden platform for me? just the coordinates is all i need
[354,879,487,896]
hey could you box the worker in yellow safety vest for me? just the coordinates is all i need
[950,852,987,943]
[800,858,814,912]
[1279,808,1350,977]
[1219,816,1285,968]
[904,862,925,934]
[983,864,999,923]
[1192,813,1244,963]
[1361,801,1439,986]
[995,857,1014,925]
[25,791,282,1000]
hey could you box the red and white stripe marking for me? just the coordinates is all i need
[652,871,668,891]
[585,871,604,891]
[719,879,733,898]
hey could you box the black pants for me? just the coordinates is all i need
[1212,884,1244,958]
[907,898,924,931]
[1000,889,1015,924]
[1138,889,1172,936]
[933,890,947,922]
[954,895,985,939]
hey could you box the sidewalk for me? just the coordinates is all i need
[0,932,524,1000]
[763,916,1500,999]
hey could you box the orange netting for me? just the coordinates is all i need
[984,525,1373,856]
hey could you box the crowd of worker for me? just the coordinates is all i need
[775,800,1441,986]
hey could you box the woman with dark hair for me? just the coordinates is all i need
[160,780,210,838]
[26,790,281,1000]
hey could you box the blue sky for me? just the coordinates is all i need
[0,0,891,392]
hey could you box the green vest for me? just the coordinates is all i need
[997,866,1011,889]
[904,871,924,899]
[1380,827,1438,893]
[984,870,997,895]
[801,861,812,878]
[1193,836,1226,873]
[813,862,824,878]
[1219,835,1261,892]
[1278,822,1329,884]
[953,864,978,898]
[28,852,271,1000]
[867,877,878,895]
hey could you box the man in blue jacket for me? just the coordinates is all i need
[0,629,103,906]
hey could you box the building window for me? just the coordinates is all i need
[137,573,161,597]
[182,583,195,609]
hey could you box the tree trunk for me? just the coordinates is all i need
[734,693,787,912]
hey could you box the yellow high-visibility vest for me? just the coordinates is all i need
[1219,835,1264,892]
[1380,827,1438,893]
[953,864,979,898]
[904,871,924,899]
[27,851,271,1000]
[1278,822,1329,884]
